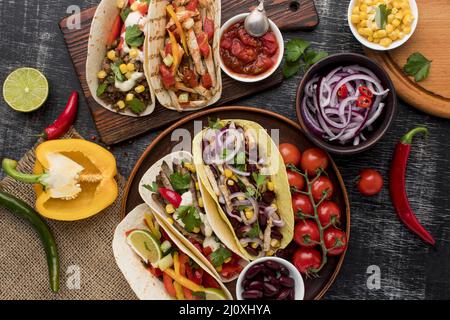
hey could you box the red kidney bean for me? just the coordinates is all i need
[276,288,291,300]
[242,290,263,299]
[264,260,281,270]
[279,275,295,288]
[288,289,295,300]
[242,279,250,289]
[279,266,290,276]
[263,283,279,297]
[248,281,264,291]
[261,191,275,204]
[269,276,280,287]
[271,230,283,240]
[245,264,263,279]
[245,246,260,257]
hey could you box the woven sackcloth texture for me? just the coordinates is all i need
[0,128,136,300]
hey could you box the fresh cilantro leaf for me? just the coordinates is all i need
[126,98,146,114]
[192,291,206,299]
[210,247,232,267]
[143,182,158,193]
[375,4,392,29]
[304,50,329,69]
[208,117,223,130]
[96,82,108,97]
[403,52,432,82]
[120,7,131,22]
[245,186,257,198]
[252,172,267,189]
[111,63,126,82]
[170,172,191,194]
[125,25,144,47]
[177,206,201,232]
[285,39,310,62]
[235,151,246,166]
[283,61,302,79]
[246,223,260,238]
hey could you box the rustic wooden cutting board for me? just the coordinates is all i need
[59,0,319,145]
[364,0,450,119]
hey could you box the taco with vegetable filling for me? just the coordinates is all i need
[139,151,248,282]
[86,0,156,116]
[192,119,294,260]
[146,0,222,111]
[113,203,232,300]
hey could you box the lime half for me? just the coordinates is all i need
[3,67,49,112]
[127,229,162,264]
[204,288,227,300]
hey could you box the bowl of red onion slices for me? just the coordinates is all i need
[295,53,397,155]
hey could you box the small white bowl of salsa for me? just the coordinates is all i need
[219,13,284,83]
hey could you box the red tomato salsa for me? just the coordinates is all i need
[220,21,279,76]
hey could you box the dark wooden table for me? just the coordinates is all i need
[1,0,449,300]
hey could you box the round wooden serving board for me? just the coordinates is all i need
[121,106,351,300]
[364,0,450,118]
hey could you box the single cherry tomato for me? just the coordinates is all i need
[337,85,348,99]
[301,148,329,175]
[163,273,176,297]
[287,170,305,190]
[294,220,320,247]
[220,263,242,279]
[292,193,314,221]
[292,247,322,275]
[356,95,372,108]
[311,176,334,202]
[357,169,383,196]
[158,188,182,208]
[279,143,302,166]
[317,201,341,227]
[358,86,373,98]
[324,228,347,256]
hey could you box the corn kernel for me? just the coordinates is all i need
[227,179,235,186]
[358,20,368,28]
[119,64,128,74]
[116,100,125,109]
[393,1,401,9]
[97,70,107,79]
[387,14,395,23]
[195,182,199,190]
[388,31,398,40]
[107,50,116,61]
[402,25,411,34]
[224,169,233,178]
[167,217,174,225]
[224,257,232,264]
[402,14,413,26]
[351,14,360,24]
[245,210,254,220]
[267,181,274,191]
[360,4,368,12]
[392,19,401,27]
[391,8,398,14]
[271,204,278,210]
[125,71,134,79]
[129,48,139,59]
[238,196,245,201]
[241,242,248,248]
[400,0,410,9]
[125,93,134,102]
[198,197,204,208]
[395,12,403,20]
[183,162,196,173]
[271,239,281,248]
[373,37,380,43]
[398,31,405,39]
[216,265,222,272]
[379,37,393,47]
[126,63,135,72]
[134,85,145,93]
[192,227,200,233]
[165,204,175,214]
[251,242,259,249]
[130,2,139,11]
[266,250,275,256]
[368,36,374,42]
[358,28,365,36]
[352,7,360,14]
[359,11,368,20]
[373,29,386,38]
[363,28,373,37]
[116,0,125,9]
[386,24,394,34]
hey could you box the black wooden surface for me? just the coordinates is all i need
[0,0,449,300]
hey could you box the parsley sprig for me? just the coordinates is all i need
[403,52,432,82]
[283,38,328,78]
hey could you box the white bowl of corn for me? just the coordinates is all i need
[348,0,418,51]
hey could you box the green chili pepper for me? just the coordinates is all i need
[0,191,59,292]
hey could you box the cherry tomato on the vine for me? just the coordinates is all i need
[292,247,322,275]
[292,193,314,221]
[301,148,329,175]
[311,176,334,202]
[279,143,302,167]
[323,228,347,256]
[287,170,305,190]
[357,169,383,196]
[317,201,341,227]
[294,220,320,247]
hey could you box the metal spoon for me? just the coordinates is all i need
[244,0,270,37]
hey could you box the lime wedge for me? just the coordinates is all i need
[127,229,162,264]
[203,288,227,300]
[2,67,49,112]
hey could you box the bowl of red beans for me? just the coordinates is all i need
[236,257,305,300]
[219,13,284,83]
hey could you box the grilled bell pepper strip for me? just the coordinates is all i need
[164,268,204,292]
[390,127,436,245]
[42,91,78,140]
[168,30,181,74]
[166,5,189,55]
[0,191,59,292]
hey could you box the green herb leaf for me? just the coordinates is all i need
[111,63,126,82]
[143,182,158,193]
[192,291,206,299]
[245,186,257,198]
[120,7,131,22]
[252,172,267,189]
[125,25,144,47]
[246,223,260,238]
[285,39,310,62]
[176,206,201,232]
[304,50,329,69]
[126,98,146,114]
[208,117,223,130]
[375,4,392,29]
[403,52,432,82]
[210,246,232,267]
[283,61,302,79]
[96,82,108,97]
[170,172,191,194]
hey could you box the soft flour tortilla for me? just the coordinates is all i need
[192,120,295,260]
[112,203,232,300]
[138,151,248,282]
[86,0,156,117]
[146,0,222,111]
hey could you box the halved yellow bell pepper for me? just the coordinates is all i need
[166,5,189,55]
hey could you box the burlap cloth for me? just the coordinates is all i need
[0,129,136,300]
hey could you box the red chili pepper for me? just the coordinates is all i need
[42,91,78,140]
[358,86,373,98]
[337,85,348,99]
[159,188,182,208]
[390,127,435,246]
[356,95,372,108]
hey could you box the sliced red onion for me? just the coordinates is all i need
[230,192,258,225]
[226,164,250,177]
[264,206,285,227]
